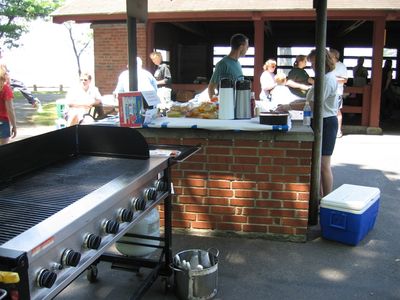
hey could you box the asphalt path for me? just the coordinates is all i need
[12,93,63,142]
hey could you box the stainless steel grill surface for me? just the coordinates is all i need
[0,125,184,300]
[0,156,158,244]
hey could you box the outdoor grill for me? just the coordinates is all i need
[0,125,197,300]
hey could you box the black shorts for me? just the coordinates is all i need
[311,116,338,156]
[321,116,338,156]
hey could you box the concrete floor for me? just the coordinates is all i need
[54,133,400,300]
[10,94,400,300]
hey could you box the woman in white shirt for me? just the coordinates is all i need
[259,59,277,101]
[276,49,338,197]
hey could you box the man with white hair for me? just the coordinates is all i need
[114,57,158,94]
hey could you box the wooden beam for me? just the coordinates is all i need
[370,17,386,127]
[254,19,264,99]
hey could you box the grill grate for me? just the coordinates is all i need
[0,155,149,245]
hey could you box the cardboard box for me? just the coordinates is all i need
[320,184,380,246]
[118,92,144,127]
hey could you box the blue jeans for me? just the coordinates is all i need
[0,119,11,138]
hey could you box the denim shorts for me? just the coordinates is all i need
[0,119,11,139]
[321,116,338,156]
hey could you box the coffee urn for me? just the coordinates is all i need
[235,79,252,119]
[218,78,235,120]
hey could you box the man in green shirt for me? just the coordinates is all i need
[207,33,249,100]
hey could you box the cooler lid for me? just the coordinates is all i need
[321,184,380,212]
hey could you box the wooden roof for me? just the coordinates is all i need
[52,0,400,23]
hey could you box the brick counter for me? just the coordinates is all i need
[139,121,313,242]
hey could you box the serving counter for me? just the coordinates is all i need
[143,116,291,131]
[136,116,314,242]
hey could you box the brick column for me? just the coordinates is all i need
[144,131,312,242]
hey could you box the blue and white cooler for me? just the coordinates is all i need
[320,184,380,246]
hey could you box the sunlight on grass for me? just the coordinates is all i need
[30,102,58,126]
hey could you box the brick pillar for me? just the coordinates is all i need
[92,22,148,94]
[144,132,312,242]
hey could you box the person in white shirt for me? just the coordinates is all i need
[259,59,277,101]
[269,73,299,110]
[65,72,102,126]
[275,49,339,197]
[329,48,348,138]
[114,57,158,94]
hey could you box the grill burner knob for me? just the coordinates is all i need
[84,233,102,250]
[118,208,134,222]
[61,249,81,267]
[102,219,120,234]
[36,268,57,288]
[144,187,157,201]
[155,179,168,192]
[131,196,146,211]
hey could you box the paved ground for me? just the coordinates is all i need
[56,133,400,300]
[12,93,63,142]
[9,94,400,300]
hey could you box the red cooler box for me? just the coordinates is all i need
[320,184,380,246]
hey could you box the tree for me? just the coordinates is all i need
[64,21,93,76]
[0,0,62,48]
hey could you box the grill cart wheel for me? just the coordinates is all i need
[86,265,98,283]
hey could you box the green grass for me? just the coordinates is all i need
[13,91,66,126]
[13,90,66,100]
[30,102,59,126]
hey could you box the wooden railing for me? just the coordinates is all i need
[343,85,371,126]
[30,85,68,92]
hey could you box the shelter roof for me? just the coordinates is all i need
[52,0,400,23]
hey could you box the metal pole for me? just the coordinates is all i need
[309,0,327,225]
[126,1,138,91]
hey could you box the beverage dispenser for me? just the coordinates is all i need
[235,79,252,119]
[218,78,235,120]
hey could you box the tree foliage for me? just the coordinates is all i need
[0,0,63,48]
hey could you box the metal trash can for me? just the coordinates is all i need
[172,248,219,300]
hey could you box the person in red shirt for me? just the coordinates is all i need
[0,64,17,144]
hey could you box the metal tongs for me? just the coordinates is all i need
[0,289,7,300]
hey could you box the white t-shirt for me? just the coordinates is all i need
[270,85,298,110]
[114,68,158,94]
[66,85,101,106]
[259,71,275,100]
[333,61,348,96]
[306,71,338,118]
